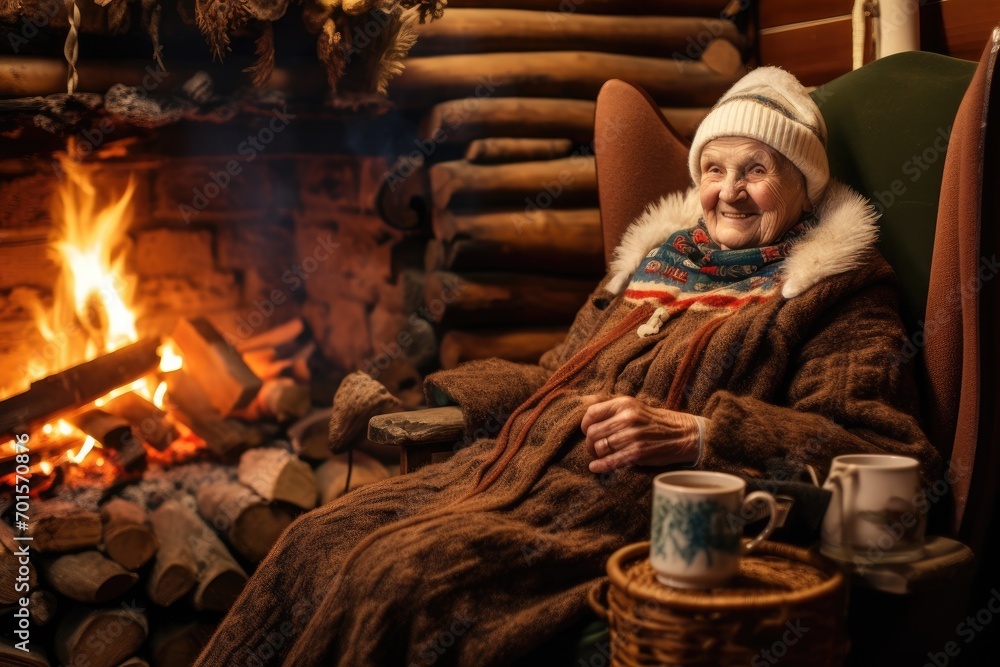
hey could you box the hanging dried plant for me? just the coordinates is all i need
[102,0,132,34]
[195,0,248,61]
[140,0,164,70]
[399,0,445,23]
[364,8,417,96]
[244,21,275,86]
[317,18,347,92]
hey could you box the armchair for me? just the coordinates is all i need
[368,31,1000,666]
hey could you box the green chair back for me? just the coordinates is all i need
[811,52,977,334]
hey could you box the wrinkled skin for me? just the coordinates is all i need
[582,396,701,473]
[699,137,813,250]
[585,138,814,471]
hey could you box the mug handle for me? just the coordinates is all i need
[825,464,859,550]
[741,491,779,555]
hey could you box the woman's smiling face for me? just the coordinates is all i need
[698,137,812,250]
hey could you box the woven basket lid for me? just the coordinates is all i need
[608,540,844,611]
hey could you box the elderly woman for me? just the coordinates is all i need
[196,68,939,666]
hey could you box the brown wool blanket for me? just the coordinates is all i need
[195,183,940,667]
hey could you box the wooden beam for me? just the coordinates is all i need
[419,97,709,145]
[465,138,575,164]
[391,52,741,108]
[429,156,597,211]
[424,271,595,327]
[411,9,745,57]
[444,0,734,16]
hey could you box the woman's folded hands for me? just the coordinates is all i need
[581,395,705,473]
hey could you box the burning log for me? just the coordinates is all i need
[103,393,178,451]
[170,318,262,416]
[234,317,308,356]
[288,408,334,461]
[1,521,36,604]
[328,371,403,454]
[465,138,575,164]
[150,622,218,667]
[411,9,745,58]
[166,370,262,459]
[54,606,148,667]
[28,500,102,553]
[196,481,295,563]
[42,551,139,603]
[67,409,146,471]
[391,52,739,108]
[100,498,158,570]
[147,501,198,607]
[0,640,49,667]
[439,328,569,369]
[429,156,597,211]
[0,338,160,437]
[424,271,596,327]
[237,447,317,511]
[419,97,708,146]
[316,452,391,506]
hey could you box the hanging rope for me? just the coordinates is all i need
[64,0,80,94]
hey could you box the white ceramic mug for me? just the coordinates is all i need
[820,454,925,564]
[650,471,779,589]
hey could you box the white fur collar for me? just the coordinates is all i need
[605,179,880,299]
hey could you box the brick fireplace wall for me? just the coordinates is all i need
[0,152,429,404]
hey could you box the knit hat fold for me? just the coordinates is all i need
[688,67,830,205]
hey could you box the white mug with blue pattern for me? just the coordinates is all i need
[651,471,779,589]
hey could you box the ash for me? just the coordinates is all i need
[54,460,238,512]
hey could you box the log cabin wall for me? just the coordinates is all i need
[387,0,750,370]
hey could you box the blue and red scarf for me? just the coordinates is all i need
[624,219,811,309]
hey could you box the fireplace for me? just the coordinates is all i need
[0,52,428,667]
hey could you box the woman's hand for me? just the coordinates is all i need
[580,396,704,473]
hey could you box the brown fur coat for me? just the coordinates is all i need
[195,182,939,667]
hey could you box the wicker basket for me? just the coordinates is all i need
[588,540,848,667]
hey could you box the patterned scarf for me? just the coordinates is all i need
[624,219,811,308]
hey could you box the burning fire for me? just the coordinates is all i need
[39,150,139,369]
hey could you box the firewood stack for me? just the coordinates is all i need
[1,318,392,666]
[381,0,749,368]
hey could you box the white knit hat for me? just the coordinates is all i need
[688,67,830,205]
